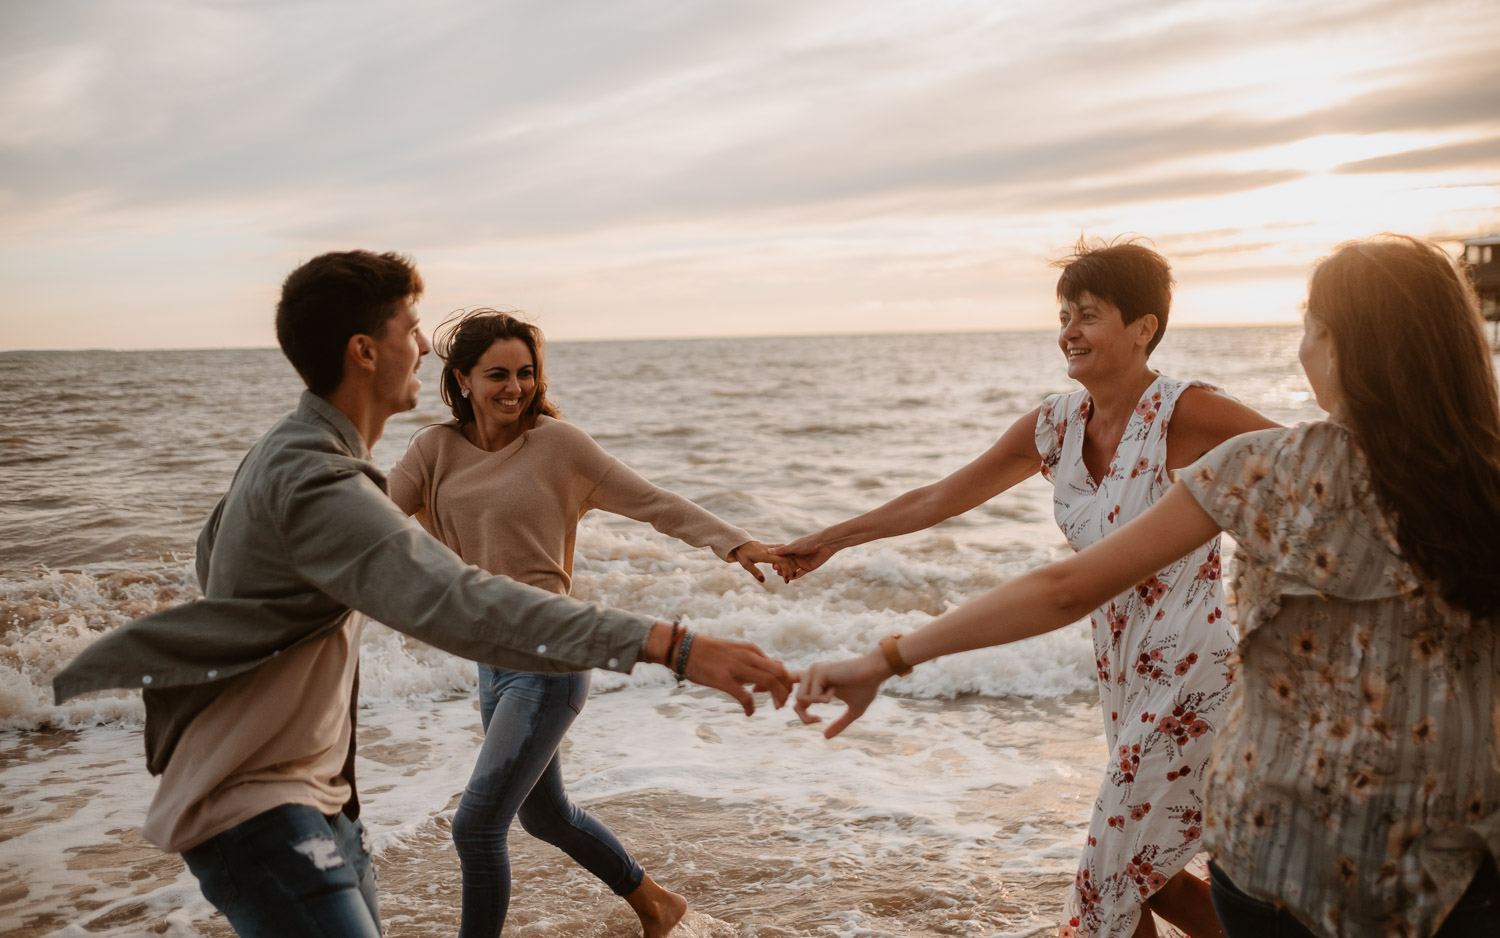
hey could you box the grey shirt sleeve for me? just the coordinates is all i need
[281,459,656,673]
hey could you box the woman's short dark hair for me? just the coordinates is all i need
[275,250,423,395]
[435,308,560,427]
[1052,236,1174,355]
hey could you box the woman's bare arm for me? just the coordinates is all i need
[794,482,1223,736]
[773,407,1044,578]
[1165,386,1279,470]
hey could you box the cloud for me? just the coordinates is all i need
[1,0,1497,348]
[1335,136,1500,174]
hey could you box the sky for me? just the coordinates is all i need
[1,0,1498,351]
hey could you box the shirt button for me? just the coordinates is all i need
[207,670,218,679]
[607,658,619,669]
[537,644,547,654]
[141,675,152,685]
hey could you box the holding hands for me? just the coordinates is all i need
[792,650,893,738]
[649,621,795,715]
[767,532,838,581]
[729,540,798,583]
[716,529,897,732]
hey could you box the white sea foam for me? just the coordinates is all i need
[0,511,1099,733]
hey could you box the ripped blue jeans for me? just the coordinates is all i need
[451,666,644,938]
[181,803,380,937]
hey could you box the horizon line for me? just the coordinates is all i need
[0,319,1302,355]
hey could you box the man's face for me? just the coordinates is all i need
[371,299,431,414]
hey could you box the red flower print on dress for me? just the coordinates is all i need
[1196,549,1221,582]
[1135,575,1168,605]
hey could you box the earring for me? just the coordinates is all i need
[461,387,470,398]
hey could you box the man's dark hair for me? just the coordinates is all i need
[1052,236,1174,355]
[275,250,424,395]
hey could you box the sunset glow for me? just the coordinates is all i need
[1,0,1497,349]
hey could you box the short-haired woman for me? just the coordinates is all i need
[796,235,1500,938]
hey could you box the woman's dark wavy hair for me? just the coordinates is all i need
[434,308,561,428]
[1309,235,1500,619]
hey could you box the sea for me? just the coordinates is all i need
[0,326,1352,937]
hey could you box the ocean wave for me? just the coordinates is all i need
[0,524,1094,731]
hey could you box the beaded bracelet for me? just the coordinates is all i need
[673,630,696,684]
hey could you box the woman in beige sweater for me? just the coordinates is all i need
[389,310,787,938]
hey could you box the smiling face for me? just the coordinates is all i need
[371,299,430,415]
[458,337,538,440]
[1057,291,1156,384]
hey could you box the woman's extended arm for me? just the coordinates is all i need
[772,407,1045,578]
[583,439,793,581]
[794,482,1223,737]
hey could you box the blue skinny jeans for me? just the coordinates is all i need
[451,665,644,938]
[181,803,380,938]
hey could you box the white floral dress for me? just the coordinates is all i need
[1035,375,1238,938]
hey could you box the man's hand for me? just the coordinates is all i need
[729,540,796,583]
[645,622,793,715]
[793,650,892,738]
[685,634,794,715]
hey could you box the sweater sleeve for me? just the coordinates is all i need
[387,430,430,517]
[572,429,752,561]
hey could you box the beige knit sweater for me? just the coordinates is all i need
[389,416,751,595]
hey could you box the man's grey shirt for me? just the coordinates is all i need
[53,391,655,774]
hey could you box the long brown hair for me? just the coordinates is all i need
[1308,235,1500,618]
[434,308,561,428]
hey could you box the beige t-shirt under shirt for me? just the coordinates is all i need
[141,615,362,853]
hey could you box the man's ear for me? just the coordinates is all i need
[345,333,378,375]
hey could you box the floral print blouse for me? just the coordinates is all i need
[1180,421,1499,938]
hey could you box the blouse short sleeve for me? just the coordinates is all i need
[1178,422,1419,606]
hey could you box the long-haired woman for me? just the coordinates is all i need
[390,309,788,937]
[795,235,1500,938]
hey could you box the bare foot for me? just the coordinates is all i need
[624,873,688,938]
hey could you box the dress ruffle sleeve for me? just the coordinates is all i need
[1177,423,1420,636]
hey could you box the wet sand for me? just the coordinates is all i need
[0,692,1104,937]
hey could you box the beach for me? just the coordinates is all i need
[0,328,1322,936]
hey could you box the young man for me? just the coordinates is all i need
[53,250,792,937]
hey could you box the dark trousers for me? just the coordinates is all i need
[1209,857,1499,938]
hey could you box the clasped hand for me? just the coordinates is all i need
[708,536,889,735]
